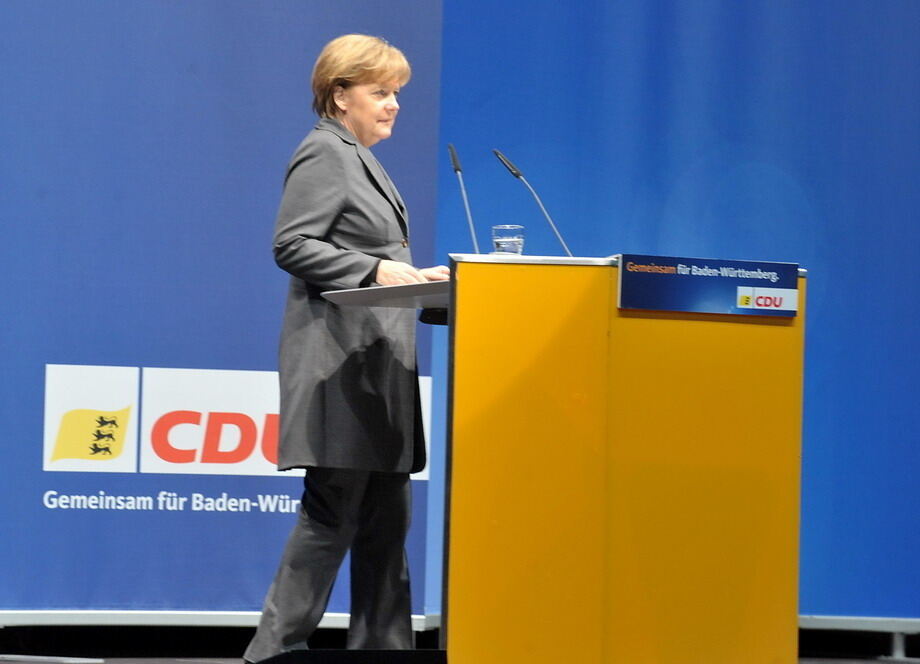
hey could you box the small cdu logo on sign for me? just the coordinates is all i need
[736,287,798,313]
[51,408,132,461]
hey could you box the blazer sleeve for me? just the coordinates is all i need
[272,134,381,291]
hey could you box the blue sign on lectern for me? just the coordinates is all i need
[618,254,800,317]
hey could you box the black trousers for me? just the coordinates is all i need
[244,468,413,662]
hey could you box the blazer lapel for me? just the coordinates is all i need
[356,146,409,232]
[317,119,409,234]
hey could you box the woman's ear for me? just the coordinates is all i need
[333,85,348,113]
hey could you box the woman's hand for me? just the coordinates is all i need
[374,261,450,285]
[375,260,427,285]
[419,265,450,281]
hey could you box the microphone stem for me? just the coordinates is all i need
[455,170,480,254]
[519,176,573,257]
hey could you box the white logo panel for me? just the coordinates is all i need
[140,368,284,476]
[44,365,432,479]
[736,287,799,312]
[413,375,432,481]
[43,364,140,473]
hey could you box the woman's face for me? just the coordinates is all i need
[334,80,401,148]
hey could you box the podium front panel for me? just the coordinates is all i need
[602,274,805,663]
[445,258,804,664]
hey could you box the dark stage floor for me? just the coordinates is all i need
[0,657,914,664]
[2,625,919,663]
[1,656,917,664]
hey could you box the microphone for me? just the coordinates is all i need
[493,149,522,178]
[447,143,480,254]
[492,149,573,257]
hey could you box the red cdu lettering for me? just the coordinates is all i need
[151,410,201,463]
[201,412,257,463]
[261,414,279,465]
[755,295,783,308]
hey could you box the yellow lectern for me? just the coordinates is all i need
[444,254,805,664]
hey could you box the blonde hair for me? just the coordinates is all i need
[311,34,411,118]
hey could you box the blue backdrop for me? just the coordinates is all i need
[0,0,440,616]
[431,0,920,619]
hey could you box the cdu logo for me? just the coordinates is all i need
[44,364,285,476]
[736,286,799,312]
[44,364,430,479]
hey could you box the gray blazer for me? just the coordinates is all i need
[272,118,425,474]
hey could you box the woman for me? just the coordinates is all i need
[244,34,448,662]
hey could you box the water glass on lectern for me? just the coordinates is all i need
[491,225,524,254]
